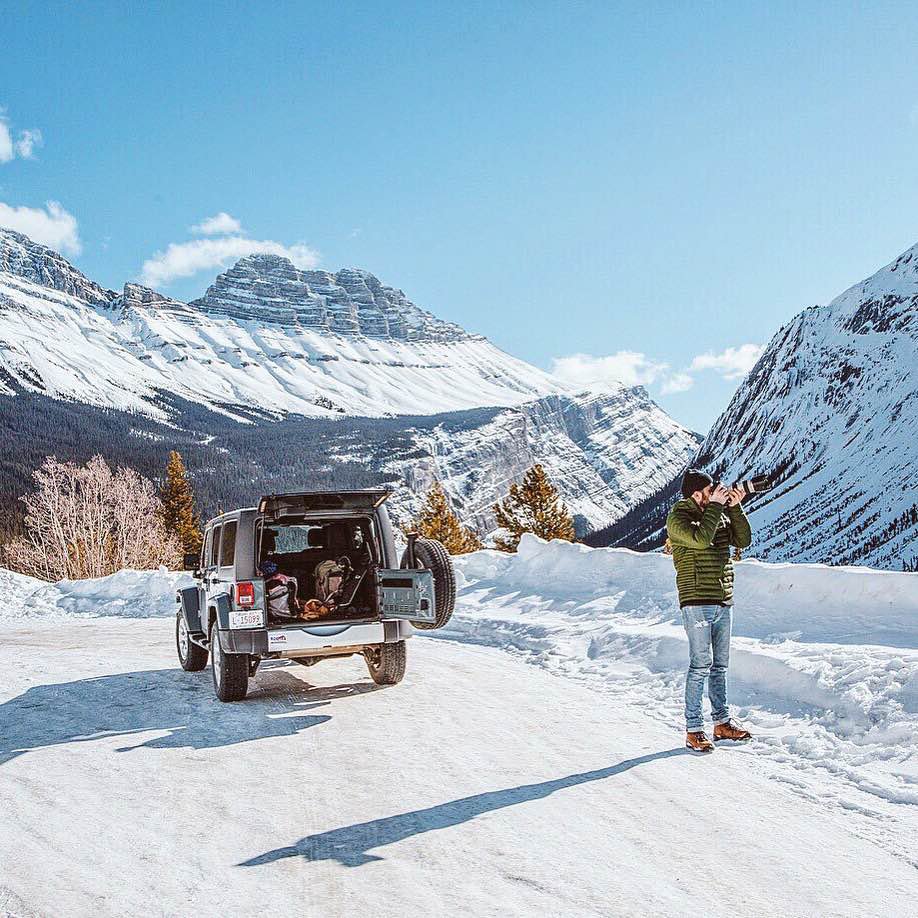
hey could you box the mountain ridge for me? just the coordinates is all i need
[0,228,699,535]
[589,238,918,569]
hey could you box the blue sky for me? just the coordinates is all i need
[2,1,918,431]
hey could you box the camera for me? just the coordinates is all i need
[713,473,772,501]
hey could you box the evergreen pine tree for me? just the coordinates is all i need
[161,450,202,556]
[412,482,482,554]
[492,463,576,552]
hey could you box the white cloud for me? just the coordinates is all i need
[689,343,764,380]
[550,351,669,389]
[0,121,12,163]
[190,212,243,235]
[551,342,764,398]
[660,372,694,394]
[139,235,320,287]
[0,111,42,163]
[0,200,81,255]
[15,128,42,159]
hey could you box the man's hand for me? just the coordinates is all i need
[709,484,731,505]
[727,486,746,506]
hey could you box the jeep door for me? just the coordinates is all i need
[213,519,238,604]
[202,522,223,619]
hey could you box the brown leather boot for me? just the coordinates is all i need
[685,731,715,753]
[713,720,752,742]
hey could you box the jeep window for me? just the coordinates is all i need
[261,519,377,562]
[219,521,237,568]
[268,524,323,554]
[202,528,213,569]
[209,525,222,568]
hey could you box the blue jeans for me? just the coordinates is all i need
[681,604,732,732]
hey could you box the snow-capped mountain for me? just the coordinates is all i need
[0,230,565,417]
[592,241,918,569]
[0,228,699,533]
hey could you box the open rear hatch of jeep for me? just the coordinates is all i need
[256,495,434,628]
[258,490,391,519]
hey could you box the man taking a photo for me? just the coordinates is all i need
[667,469,753,753]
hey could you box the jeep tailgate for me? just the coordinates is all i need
[258,490,390,518]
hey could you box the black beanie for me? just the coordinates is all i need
[681,468,713,499]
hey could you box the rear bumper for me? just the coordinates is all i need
[219,629,269,655]
[218,618,411,656]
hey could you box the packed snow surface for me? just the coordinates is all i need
[445,537,918,845]
[1,540,916,915]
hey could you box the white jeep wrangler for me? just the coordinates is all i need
[175,490,455,701]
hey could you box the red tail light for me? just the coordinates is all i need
[236,581,255,606]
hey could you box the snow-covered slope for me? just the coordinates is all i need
[692,243,918,569]
[0,566,191,621]
[0,229,699,532]
[0,229,566,417]
[393,388,699,532]
[593,241,918,568]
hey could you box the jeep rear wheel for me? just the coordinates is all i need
[364,641,406,685]
[210,622,249,702]
[176,613,208,672]
[400,537,456,629]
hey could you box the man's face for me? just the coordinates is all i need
[693,484,713,508]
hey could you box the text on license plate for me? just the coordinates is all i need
[229,610,263,629]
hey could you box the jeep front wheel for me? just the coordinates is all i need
[364,641,406,685]
[210,622,249,702]
[176,613,208,672]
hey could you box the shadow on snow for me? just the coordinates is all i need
[0,663,379,765]
[238,747,687,868]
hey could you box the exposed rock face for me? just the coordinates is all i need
[118,283,200,319]
[0,229,114,306]
[393,388,700,535]
[595,241,918,570]
[190,255,470,342]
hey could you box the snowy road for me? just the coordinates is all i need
[1,617,916,918]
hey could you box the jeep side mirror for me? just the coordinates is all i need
[183,552,200,571]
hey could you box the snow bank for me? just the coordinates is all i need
[458,534,918,645]
[0,567,192,621]
[448,535,918,810]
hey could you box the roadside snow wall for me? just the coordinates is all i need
[0,567,192,622]
[456,534,918,646]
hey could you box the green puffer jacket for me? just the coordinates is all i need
[666,498,752,607]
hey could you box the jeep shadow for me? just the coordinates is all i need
[0,663,380,766]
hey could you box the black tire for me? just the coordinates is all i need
[210,621,248,702]
[400,537,456,629]
[364,641,407,685]
[176,612,208,672]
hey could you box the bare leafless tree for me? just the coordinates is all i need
[2,455,180,581]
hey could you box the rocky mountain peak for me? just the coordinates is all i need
[0,229,115,306]
[189,255,472,342]
[117,282,200,320]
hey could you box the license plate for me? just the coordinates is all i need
[229,610,263,629]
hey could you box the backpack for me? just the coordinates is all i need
[314,558,349,605]
[265,572,299,621]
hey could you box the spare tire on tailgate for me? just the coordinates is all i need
[400,536,456,629]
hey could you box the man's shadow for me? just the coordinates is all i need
[0,663,379,765]
[238,747,687,868]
